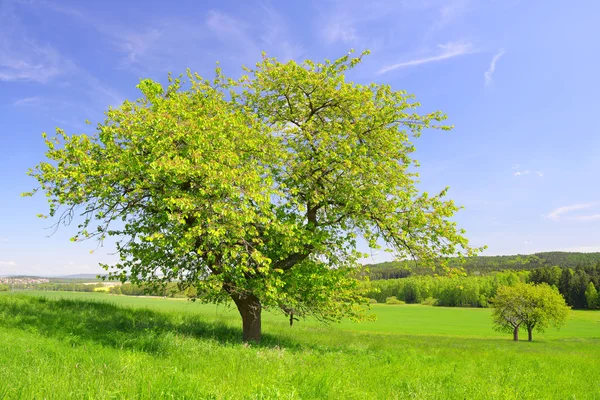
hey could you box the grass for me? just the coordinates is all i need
[0,291,598,399]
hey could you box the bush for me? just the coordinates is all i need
[421,297,438,306]
[385,296,405,305]
[369,298,378,304]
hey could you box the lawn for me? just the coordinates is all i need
[0,291,598,399]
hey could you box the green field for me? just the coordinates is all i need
[0,291,598,399]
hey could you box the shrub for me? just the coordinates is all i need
[369,298,378,304]
[385,296,405,305]
[421,297,438,306]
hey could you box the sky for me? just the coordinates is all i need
[1,0,600,276]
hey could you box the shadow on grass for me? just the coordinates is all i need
[0,294,302,354]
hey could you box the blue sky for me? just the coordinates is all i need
[1,0,600,276]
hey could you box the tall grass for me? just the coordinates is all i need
[0,292,598,399]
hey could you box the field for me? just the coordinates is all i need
[0,292,598,399]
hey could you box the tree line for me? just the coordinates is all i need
[366,265,600,309]
[365,272,528,308]
[366,252,600,280]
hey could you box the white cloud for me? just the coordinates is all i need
[1,1,122,109]
[513,170,543,177]
[378,42,474,74]
[0,261,17,266]
[0,23,73,83]
[321,16,357,45]
[12,97,42,106]
[547,203,600,221]
[259,4,303,62]
[0,0,72,82]
[575,214,600,221]
[31,1,301,73]
[484,49,506,87]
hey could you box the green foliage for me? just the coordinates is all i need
[34,282,102,292]
[26,52,479,340]
[421,297,438,306]
[367,258,600,310]
[0,284,9,292]
[585,282,598,309]
[365,271,526,307]
[491,283,570,341]
[384,296,405,305]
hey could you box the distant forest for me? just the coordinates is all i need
[366,252,600,280]
[365,252,600,309]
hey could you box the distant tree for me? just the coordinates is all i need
[490,285,527,341]
[585,282,598,309]
[25,52,479,343]
[491,283,569,341]
[558,268,573,304]
[570,269,590,308]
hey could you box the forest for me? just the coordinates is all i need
[365,252,600,309]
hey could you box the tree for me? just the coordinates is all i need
[25,52,479,343]
[490,285,526,341]
[585,282,598,309]
[491,283,569,341]
[558,268,573,304]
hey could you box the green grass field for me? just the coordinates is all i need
[0,291,598,399]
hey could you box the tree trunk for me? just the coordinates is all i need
[229,291,262,343]
[528,328,532,341]
[513,326,519,341]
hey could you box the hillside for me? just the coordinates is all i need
[366,251,600,280]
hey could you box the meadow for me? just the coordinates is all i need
[0,291,598,399]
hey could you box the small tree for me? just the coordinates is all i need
[491,283,569,341]
[25,52,479,343]
[585,282,598,309]
[490,285,526,341]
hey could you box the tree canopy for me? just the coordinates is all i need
[25,52,478,342]
[491,283,569,341]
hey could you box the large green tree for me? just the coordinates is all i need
[491,283,569,341]
[25,52,478,342]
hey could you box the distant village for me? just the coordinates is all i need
[0,277,50,285]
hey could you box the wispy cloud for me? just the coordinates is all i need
[0,2,72,83]
[259,4,303,62]
[2,1,123,110]
[13,96,42,106]
[0,261,17,266]
[31,1,301,73]
[484,49,506,87]
[378,42,473,74]
[424,0,471,39]
[547,203,600,221]
[513,170,543,177]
